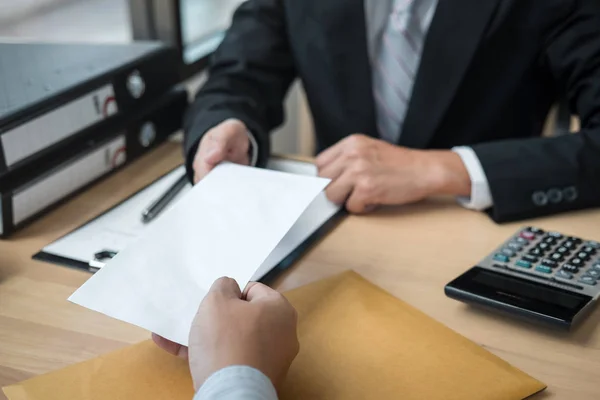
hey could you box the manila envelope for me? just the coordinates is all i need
[3,271,546,400]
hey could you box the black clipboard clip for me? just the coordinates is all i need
[89,250,118,271]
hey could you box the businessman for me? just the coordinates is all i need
[153,277,298,399]
[184,0,600,222]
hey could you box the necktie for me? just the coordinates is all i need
[372,0,431,143]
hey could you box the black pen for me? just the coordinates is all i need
[141,173,189,223]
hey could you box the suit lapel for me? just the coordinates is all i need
[320,0,379,138]
[399,0,500,148]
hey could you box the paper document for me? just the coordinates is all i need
[69,163,330,345]
[40,159,342,279]
[41,167,191,262]
[252,159,341,280]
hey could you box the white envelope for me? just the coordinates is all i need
[69,163,330,345]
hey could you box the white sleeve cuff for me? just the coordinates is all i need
[247,131,259,167]
[194,366,278,400]
[451,146,494,211]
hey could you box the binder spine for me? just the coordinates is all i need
[0,87,187,238]
[0,45,178,177]
[12,135,127,226]
[1,85,118,168]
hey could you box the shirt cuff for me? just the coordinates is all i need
[194,366,277,400]
[451,146,494,211]
[247,131,259,167]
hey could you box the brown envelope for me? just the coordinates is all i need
[3,271,546,400]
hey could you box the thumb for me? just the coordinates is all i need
[204,146,227,166]
[209,277,243,299]
[203,120,247,166]
[243,282,279,302]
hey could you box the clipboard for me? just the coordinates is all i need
[33,158,345,283]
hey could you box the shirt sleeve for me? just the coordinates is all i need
[451,146,494,211]
[247,131,259,167]
[193,366,278,400]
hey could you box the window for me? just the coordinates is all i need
[0,0,131,43]
[180,0,245,64]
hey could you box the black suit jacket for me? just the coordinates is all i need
[184,0,600,223]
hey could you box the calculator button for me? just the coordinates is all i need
[516,260,532,269]
[501,248,516,257]
[579,276,597,286]
[538,242,551,251]
[555,270,573,280]
[493,254,510,263]
[549,252,563,261]
[535,265,552,274]
[543,237,557,244]
[567,236,583,244]
[515,237,528,245]
[581,246,597,255]
[585,269,600,279]
[520,231,535,240]
[570,258,584,266]
[540,259,558,268]
[592,263,600,271]
[507,242,523,251]
[556,246,570,255]
[585,241,600,249]
[529,248,544,257]
[562,264,579,273]
[522,254,539,263]
[548,232,563,238]
[562,240,576,249]
[526,227,545,235]
[576,251,591,261]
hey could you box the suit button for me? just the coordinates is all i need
[532,191,548,206]
[563,186,578,202]
[547,188,563,204]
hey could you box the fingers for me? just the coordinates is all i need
[244,282,280,302]
[241,282,260,300]
[152,333,189,359]
[315,142,343,170]
[193,119,250,183]
[324,169,355,205]
[204,121,249,166]
[316,134,370,170]
[318,154,347,182]
[209,277,243,300]
[345,182,377,214]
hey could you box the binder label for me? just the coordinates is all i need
[2,84,118,167]
[12,135,127,225]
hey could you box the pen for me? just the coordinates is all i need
[141,173,188,224]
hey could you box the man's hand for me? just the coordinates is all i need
[316,134,471,213]
[153,278,299,392]
[192,119,250,183]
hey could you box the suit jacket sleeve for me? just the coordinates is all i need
[470,1,600,223]
[183,0,297,179]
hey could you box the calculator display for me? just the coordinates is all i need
[448,267,592,324]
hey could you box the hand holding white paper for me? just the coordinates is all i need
[69,163,330,345]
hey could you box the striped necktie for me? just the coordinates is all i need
[372,0,433,143]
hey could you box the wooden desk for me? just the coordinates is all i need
[1,142,599,399]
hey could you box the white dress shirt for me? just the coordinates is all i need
[194,366,277,400]
[365,0,493,210]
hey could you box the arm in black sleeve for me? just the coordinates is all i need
[471,0,600,222]
[183,0,297,178]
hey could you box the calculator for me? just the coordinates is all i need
[445,227,600,329]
